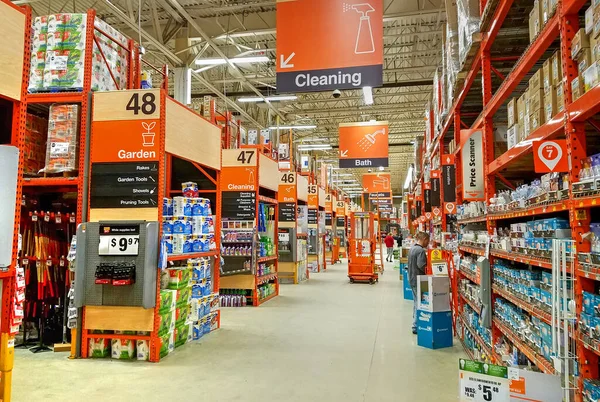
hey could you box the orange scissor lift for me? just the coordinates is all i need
[348,212,378,284]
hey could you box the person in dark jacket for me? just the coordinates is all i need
[407,232,430,334]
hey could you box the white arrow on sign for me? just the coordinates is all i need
[340,150,348,157]
[280,53,295,69]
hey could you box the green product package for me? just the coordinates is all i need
[159,289,176,313]
[176,304,191,326]
[167,268,192,290]
[176,286,192,308]
[158,309,175,336]
[174,322,192,348]
[159,331,174,358]
[88,338,110,358]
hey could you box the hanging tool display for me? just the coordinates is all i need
[18,203,76,351]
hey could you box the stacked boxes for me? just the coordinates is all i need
[529,0,557,41]
[506,98,519,150]
[43,14,87,91]
[24,113,48,175]
[163,191,216,255]
[27,14,130,93]
[581,290,600,343]
[529,69,545,132]
[501,218,571,257]
[42,104,79,174]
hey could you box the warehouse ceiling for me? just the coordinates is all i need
[14,0,445,195]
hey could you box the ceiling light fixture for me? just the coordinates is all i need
[363,86,374,105]
[195,56,269,66]
[269,125,317,130]
[297,145,332,151]
[238,95,298,103]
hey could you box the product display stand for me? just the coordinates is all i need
[335,199,347,260]
[219,147,279,306]
[277,172,309,284]
[79,89,222,362]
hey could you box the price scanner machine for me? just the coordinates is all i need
[74,221,159,309]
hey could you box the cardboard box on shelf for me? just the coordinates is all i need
[556,82,564,112]
[523,113,531,138]
[530,108,545,131]
[542,58,554,90]
[552,51,562,86]
[529,0,543,41]
[583,62,600,92]
[517,92,527,123]
[572,75,584,100]
[507,98,518,127]
[507,125,519,149]
[573,29,591,60]
[529,69,543,91]
[594,4,600,38]
[587,6,595,35]
[529,88,544,112]
[543,85,557,121]
[578,48,593,73]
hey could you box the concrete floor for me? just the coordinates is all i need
[12,258,464,401]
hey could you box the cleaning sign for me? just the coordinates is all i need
[276,0,383,93]
[339,121,388,168]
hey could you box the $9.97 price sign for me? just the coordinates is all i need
[459,359,509,402]
[98,225,140,256]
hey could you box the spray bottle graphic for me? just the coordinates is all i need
[344,3,376,54]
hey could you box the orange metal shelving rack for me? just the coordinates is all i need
[410,0,600,396]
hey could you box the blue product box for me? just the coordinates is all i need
[594,294,600,317]
[545,218,570,230]
[416,310,453,350]
[580,312,592,334]
[593,317,600,341]
[586,291,598,315]
[163,198,173,216]
[540,289,552,307]
[541,338,553,361]
[540,322,552,344]
[542,271,552,287]
[402,268,413,300]
[527,221,536,232]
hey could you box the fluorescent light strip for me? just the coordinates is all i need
[363,86,374,105]
[270,125,317,130]
[297,145,332,151]
[238,95,298,103]
[195,56,269,66]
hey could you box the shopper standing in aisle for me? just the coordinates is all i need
[384,232,395,262]
[407,232,429,334]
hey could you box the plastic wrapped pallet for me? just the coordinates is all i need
[445,22,460,110]
[432,69,443,135]
[40,104,79,174]
[28,16,49,93]
[43,14,87,91]
[91,18,130,91]
[24,113,48,175]
[457,0,480,68]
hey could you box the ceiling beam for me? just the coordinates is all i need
[102,0,263,127]
[163,0,286,122]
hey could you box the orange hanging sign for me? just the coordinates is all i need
[276,0,383,93]
[339,121,389,168]
[308,185,318,208]
[335,201,346,216]
[278,172,297,203]
[362,173,391,193]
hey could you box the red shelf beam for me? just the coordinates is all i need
[490,249,553,269]
[488,200,569,220]
[459,291,481,313]
[488,113,565,174]
[573,196,600,209]
[458,245,486,257]
[493,284,551,325]
[494,318,555,374]
[26,92,85,104]
[257,255,278,263]
[457,215,487,224]
[460,268,480,285]
[167,251,218,261]
[22,177,79,187]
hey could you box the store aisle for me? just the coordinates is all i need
[12,259,463,402]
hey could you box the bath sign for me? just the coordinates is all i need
[338,121,389,168]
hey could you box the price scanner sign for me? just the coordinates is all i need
[98,225,140,256]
